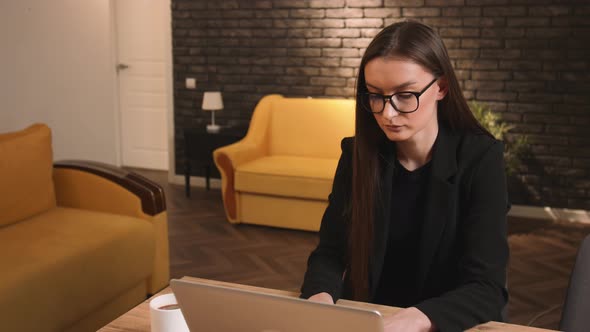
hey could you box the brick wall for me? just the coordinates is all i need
[172,0,590,210]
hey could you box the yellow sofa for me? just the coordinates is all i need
[213,94,355,231]
[0,124,170,332]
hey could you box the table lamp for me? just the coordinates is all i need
[202,91,223,133]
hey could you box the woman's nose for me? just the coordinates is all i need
[382,101,399,119]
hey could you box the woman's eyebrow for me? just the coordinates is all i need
[366,80,417,92]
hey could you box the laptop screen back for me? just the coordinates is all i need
[170,279,384,332]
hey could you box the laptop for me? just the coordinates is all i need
[170,278,384,332]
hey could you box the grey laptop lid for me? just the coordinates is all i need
[170,279,384,332]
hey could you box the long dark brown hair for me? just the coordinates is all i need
[348,21,491,301]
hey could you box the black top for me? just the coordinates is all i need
[373,159,431,307]
[301,126,510,332]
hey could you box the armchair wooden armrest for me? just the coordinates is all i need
[214,142,267,222]
[53,160,170,293]
[212,94,280,223]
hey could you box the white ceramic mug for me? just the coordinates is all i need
[149,293,189,332]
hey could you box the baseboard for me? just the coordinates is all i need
[168,176,590,224]
[509,204,590,224]
[170,175,222,189]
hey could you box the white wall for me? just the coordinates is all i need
[0,0,119,164]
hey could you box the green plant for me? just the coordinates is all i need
[469,101,529,176]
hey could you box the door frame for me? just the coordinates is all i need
[109,0,175,176]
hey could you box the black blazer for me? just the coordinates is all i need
[301,126,510,332]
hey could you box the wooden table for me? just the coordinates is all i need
[99,277,555,332]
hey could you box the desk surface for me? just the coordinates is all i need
[99,277,555,332]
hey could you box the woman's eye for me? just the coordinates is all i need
[396,93,413,100]
[368,94,382,102]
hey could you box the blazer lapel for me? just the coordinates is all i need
[370,141,396,296]
[416,126,458,293]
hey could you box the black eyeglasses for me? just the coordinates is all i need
[361,77,439,114]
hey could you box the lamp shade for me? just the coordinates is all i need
[202,91,223,111]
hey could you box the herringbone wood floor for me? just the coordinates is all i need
[135,169,590,330]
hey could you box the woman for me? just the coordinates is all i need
[300,21,510,332]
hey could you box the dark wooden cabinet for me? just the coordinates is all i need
[183,127,247,197]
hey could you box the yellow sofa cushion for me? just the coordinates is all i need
[0,124,56,227]
[0,207,155,331]
[269,98,354,159]
[235,156,338,200]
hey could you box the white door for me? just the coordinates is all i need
[115,0,170,170]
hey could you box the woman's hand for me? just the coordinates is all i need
[383,307,436,332]
[307,292,334,304]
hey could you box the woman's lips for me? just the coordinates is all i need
[384,124,405,132]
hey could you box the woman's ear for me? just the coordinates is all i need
[435,76,449,101]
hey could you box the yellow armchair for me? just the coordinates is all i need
[0,124,169,332]
[214,94,355,231]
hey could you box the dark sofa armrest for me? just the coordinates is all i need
[53,160,166,216]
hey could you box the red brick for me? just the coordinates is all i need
[307,38,342,48]
[323,28,361,38]
[309,19,345,28]
[447,49,480,59]
[385,0,424,6]
[482,28,525,38]
[346,18,384,28]
[272,0,308,8]
[461,38,503,48]
[384,18,407,26]
[288,48,321,57]
[305,57,341,67]
[463,17,506,27]
[465,80,504,90]
[287,29,322,38]
[472,71,512,80]
[456,59,498,70]
[505,39,549,49]
[422,18,463,27]
[442,38,461,48]
[442,7,481,16]
[255,10,289,18]
[402,7,441,17]
[320,67,355,77]
[526,28,571,38]
[466,0,508,4]
[238,0,272,9]
[480,49,520,59]
[524,114,569,125]
[507,17,551,27]
[361,28,382,38]
[439,28,479,37]
[326,8,364,18]
[513,72,556,81]
[346,0,383,7]
[310,77,347,87]
[518,93,562,103]
[342,38,373,48]
[476,91,517,101]
[529,6,570,16]
[426,0,464,5]
[323,48,361,57]
[289,9,326,18]
[552,17,590,26]
[504,81,545,92]
[483,6,526,17]
[271,57,305,66]
[341,58,362,67]
[309,0,346,8]
[325,87,356,97]
[364,8,401,18]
